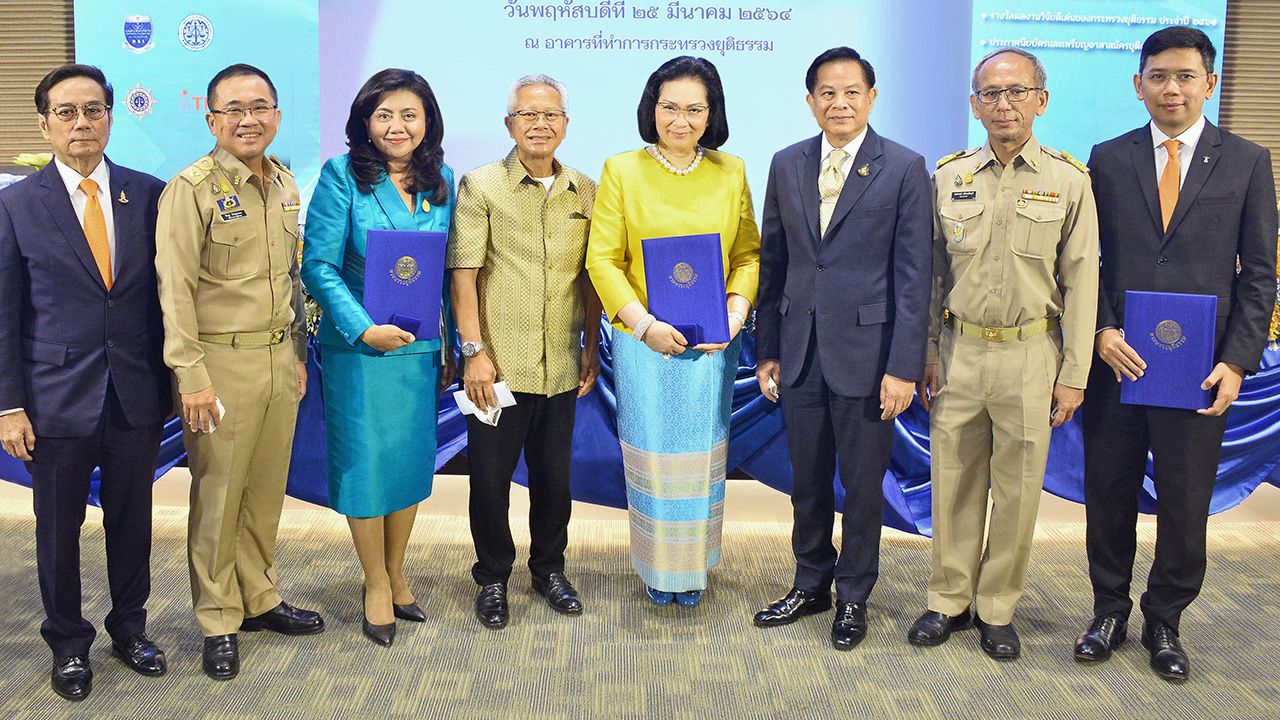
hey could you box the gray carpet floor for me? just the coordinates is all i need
[0,501,1274,719]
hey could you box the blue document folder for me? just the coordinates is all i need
[1120,290,1216,410]
[642,233,729,345]
[362,229,446,340]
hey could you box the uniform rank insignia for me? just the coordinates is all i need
[216,195,241,212]
[1020,189,1060,203]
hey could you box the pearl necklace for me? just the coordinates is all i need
[650,145,704,175]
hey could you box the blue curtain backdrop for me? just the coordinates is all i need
[3,326,1278,536]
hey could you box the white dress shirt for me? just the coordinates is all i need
[820,127,868,181]
[1151,114,1206,190]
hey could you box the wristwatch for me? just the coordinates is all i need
[460,340,486,358]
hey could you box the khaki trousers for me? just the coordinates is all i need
[926,325,1060,624]
[184,341,299,636]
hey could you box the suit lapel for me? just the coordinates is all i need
[823,127,883,242]
[107,159,136,287]
[371,175,417,231]
[798,135,822,248]
[38,163,108,291]
[1127,128,1163,240]
[1162,121,1221,244]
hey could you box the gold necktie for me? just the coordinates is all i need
[1158,139,1181,232]
[819,148,849,236]
[79,178,112,289]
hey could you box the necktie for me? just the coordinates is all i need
[1158,139,1181,232]
[79,178,112,289]
[818,148,849,236]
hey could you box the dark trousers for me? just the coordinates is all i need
[782,335,894,602]
[1081,359,1227,632]
[27,382,161,657]
[467,389,576,585]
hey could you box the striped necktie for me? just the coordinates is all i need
[819,148,848,236]
[79,178,112,289]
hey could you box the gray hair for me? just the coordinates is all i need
[971,47,1047,93]
[506,74,568,113]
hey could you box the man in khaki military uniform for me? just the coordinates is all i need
[154,64,322,682]
[908,48,1099,660]
[448,74,600,629]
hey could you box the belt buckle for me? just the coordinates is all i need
[981,327,1000,342]
[271,329,287,345]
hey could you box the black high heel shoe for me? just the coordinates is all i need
[393,601,426,622]
[362,588,395,647]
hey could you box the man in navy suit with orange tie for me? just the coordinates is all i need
[0,65,171,701]
[1075,27,1277,682]
[752,47,932,650]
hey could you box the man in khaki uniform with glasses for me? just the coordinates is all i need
[155,64,322,682]
[908,48,1098,660]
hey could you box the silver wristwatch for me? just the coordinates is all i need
[461,340,486,358]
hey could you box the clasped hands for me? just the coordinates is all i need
[641,316,743,357]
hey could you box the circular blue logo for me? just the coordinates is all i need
[125,85,154,119]
[178,14,213,51]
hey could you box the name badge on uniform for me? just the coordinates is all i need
[216,195,241,212]
[281,200,301,213]
[220,209,249,222]
[951,191,976,201]
[952,222,965,243]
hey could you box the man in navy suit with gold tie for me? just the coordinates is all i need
[1075,26,1277,682]
[0,65,171,701]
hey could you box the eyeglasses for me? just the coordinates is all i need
[508,109,565,123]
[209,104,278,121]
[45,103,110,122]
[975,86,1042,105]
[1142,72,1207,88]
[656,102,708,121]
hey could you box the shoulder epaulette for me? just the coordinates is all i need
[178,156,216,186]
[269,155,293,177]
[1043,146,1089,174]
[936,148,978,169]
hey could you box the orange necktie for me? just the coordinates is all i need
[1158,139,1181,232]
[79,178,112,289]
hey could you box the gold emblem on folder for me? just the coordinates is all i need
[669,261,697,289]
[391,255,421,285]
[1153,319,1185,349]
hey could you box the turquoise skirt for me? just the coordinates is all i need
[322,344,439,518]
[611,328,741,592]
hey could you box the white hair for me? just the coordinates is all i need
[506,74,568,114]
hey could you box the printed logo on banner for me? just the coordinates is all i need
[178,14,214,51]
[125,85,154,118]
[122,15,154,53]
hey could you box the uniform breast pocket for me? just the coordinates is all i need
[1012,204,1065,259]
[938,203,984,256]
[207,222,262,280]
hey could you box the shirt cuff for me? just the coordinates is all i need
[0,407,24,417]
[175,365,213,395]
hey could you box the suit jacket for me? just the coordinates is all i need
[756,128,933,397]
[0,159,170,437]
[301,154,455,357]
[1088,121,1278,373]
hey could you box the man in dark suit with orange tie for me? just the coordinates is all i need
[752,47,932,650]
[1075,27,1277,682]
[0,64,171,701]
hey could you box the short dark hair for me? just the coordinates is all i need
[805,47,876,94]
[636,56,730,150]
[1140,26,1216,75]
[34,64,113,115]
[207,63,278,108]
[344,68,449,204]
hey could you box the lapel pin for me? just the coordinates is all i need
[1202,156,1210,164]
[964,171,974,185]
[117,190,128,204]
[421,197,431,212]
[857,164,870,177]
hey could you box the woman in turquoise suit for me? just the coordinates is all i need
[301,68,455,647]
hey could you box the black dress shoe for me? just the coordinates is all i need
[974,615,1020,660]
[907,607,973,646]
[830,602,868,651]
[111,632,167,676]
[240,601,325,635]
[1074,614,1127,663]
[475,582,509,629]
[202,634,239,681]
[752,587,833,627]
[533,572,583,615]
[393,601,427,622]
[1141,621,1190,681]
[50,655,92,701]
[362,588,395,647]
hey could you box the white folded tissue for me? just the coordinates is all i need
[452,381,517,426]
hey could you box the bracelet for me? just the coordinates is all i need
[727,310,746,327]
[633,313,657,341]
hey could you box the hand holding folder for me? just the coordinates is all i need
[642,233,729,346]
